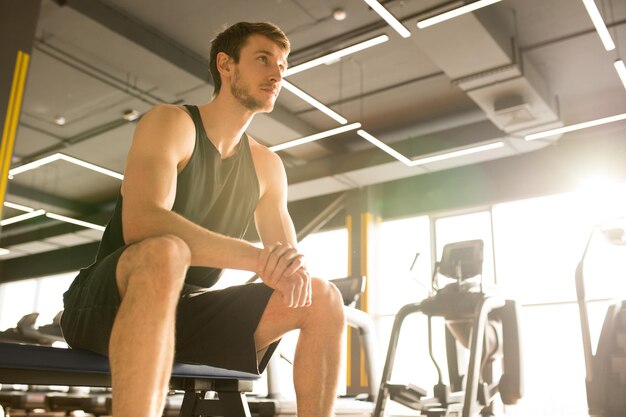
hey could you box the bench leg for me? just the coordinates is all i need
[215,392,251,417]
[179,388,252,417]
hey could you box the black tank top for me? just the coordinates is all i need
[93,104,260,288]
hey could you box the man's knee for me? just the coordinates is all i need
[117,234,191,298]
[310,278,346,328]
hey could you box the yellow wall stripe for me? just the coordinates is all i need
[360,212,372,387]
[345,214,353,386]
[0,51,30,215]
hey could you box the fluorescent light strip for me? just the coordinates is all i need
[9,153,124,180]
[284,35,389,77]
[358,130,503,166]
[356,130,413,165]
[525,113,626,141]
[281,80,348,124]
[270,123,361,152]
[1,209,46,226]
[417,0,502,28]
[46,212,105,232]
[0,206,105,230]
[58,154,124,180]
[615,60,626,90]
[361,1,411,38]
[407,141,504,166]
[4,201,35,212]
[8,153,63,176]
[0,248,9,256]
[582,0,616,51]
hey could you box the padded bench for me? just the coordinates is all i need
[0,342,259,416]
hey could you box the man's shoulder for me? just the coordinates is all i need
[131,104,196,161]
[144,103,193,124]
[248,135,282,165]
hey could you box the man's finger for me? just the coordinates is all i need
[264,244,291,285]
[282,254,304,279]
[269,247,299,284]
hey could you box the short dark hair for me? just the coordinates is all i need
[209,22,290,96]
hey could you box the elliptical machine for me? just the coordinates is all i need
[373,240,523,417]
[576,219,626,417]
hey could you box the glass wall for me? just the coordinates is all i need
[372,179,626,417]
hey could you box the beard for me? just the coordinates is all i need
[230,68,271,112]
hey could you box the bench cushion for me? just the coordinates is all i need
[0,342,259,384]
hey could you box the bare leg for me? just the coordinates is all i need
[255,278,346,417]
[109,235,190,417]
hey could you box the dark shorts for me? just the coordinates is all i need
[60,246,278,375]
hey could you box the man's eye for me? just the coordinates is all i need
[259,56,268,63]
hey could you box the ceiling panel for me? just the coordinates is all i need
[1,0,625,266]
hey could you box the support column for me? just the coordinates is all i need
[0,0,41,225]
[345,188,381,396]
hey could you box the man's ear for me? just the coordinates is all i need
[216,52,232,79]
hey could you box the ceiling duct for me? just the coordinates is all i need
[410,5,562,137]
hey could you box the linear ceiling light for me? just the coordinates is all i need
[525,113,626,141]
[357,130,504,166]
[9,153,124,180]
[361,1,411,38]
[582,0,616,51]
[1,209,46,226]
[615,59,626,90]
[0,248,9,256]
[281,80,348,124]
[407,141,504,166]
[4,201,34,212]
[0,206,105,231]
[284,35,389,77]
[417,0,502,29]
[356,130,413,165]
[46,212,105,232]
[270,123,361,152]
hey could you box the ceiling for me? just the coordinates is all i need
[1,0,625,269]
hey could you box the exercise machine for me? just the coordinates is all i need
[373,240,523,417]
[576,219,626,417]
[0,312,65,347]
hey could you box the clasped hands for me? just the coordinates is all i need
[256,242,311,308]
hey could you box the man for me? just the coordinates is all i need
[60,22,345,417]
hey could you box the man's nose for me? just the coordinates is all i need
[269,64,283,83]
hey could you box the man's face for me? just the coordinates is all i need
[229,34,288,113]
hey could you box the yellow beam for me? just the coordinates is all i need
[0,50,30,221]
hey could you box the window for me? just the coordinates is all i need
[370,215,436,397]
[0,280,38,331]
[372,215,431,318]
[35,273,76,327]
[0,273,76,331]
[492,180,626,304]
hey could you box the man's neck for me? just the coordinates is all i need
[197,94,255,158]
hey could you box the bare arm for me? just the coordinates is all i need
[120,104,260,272]
[252,144,311,307]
